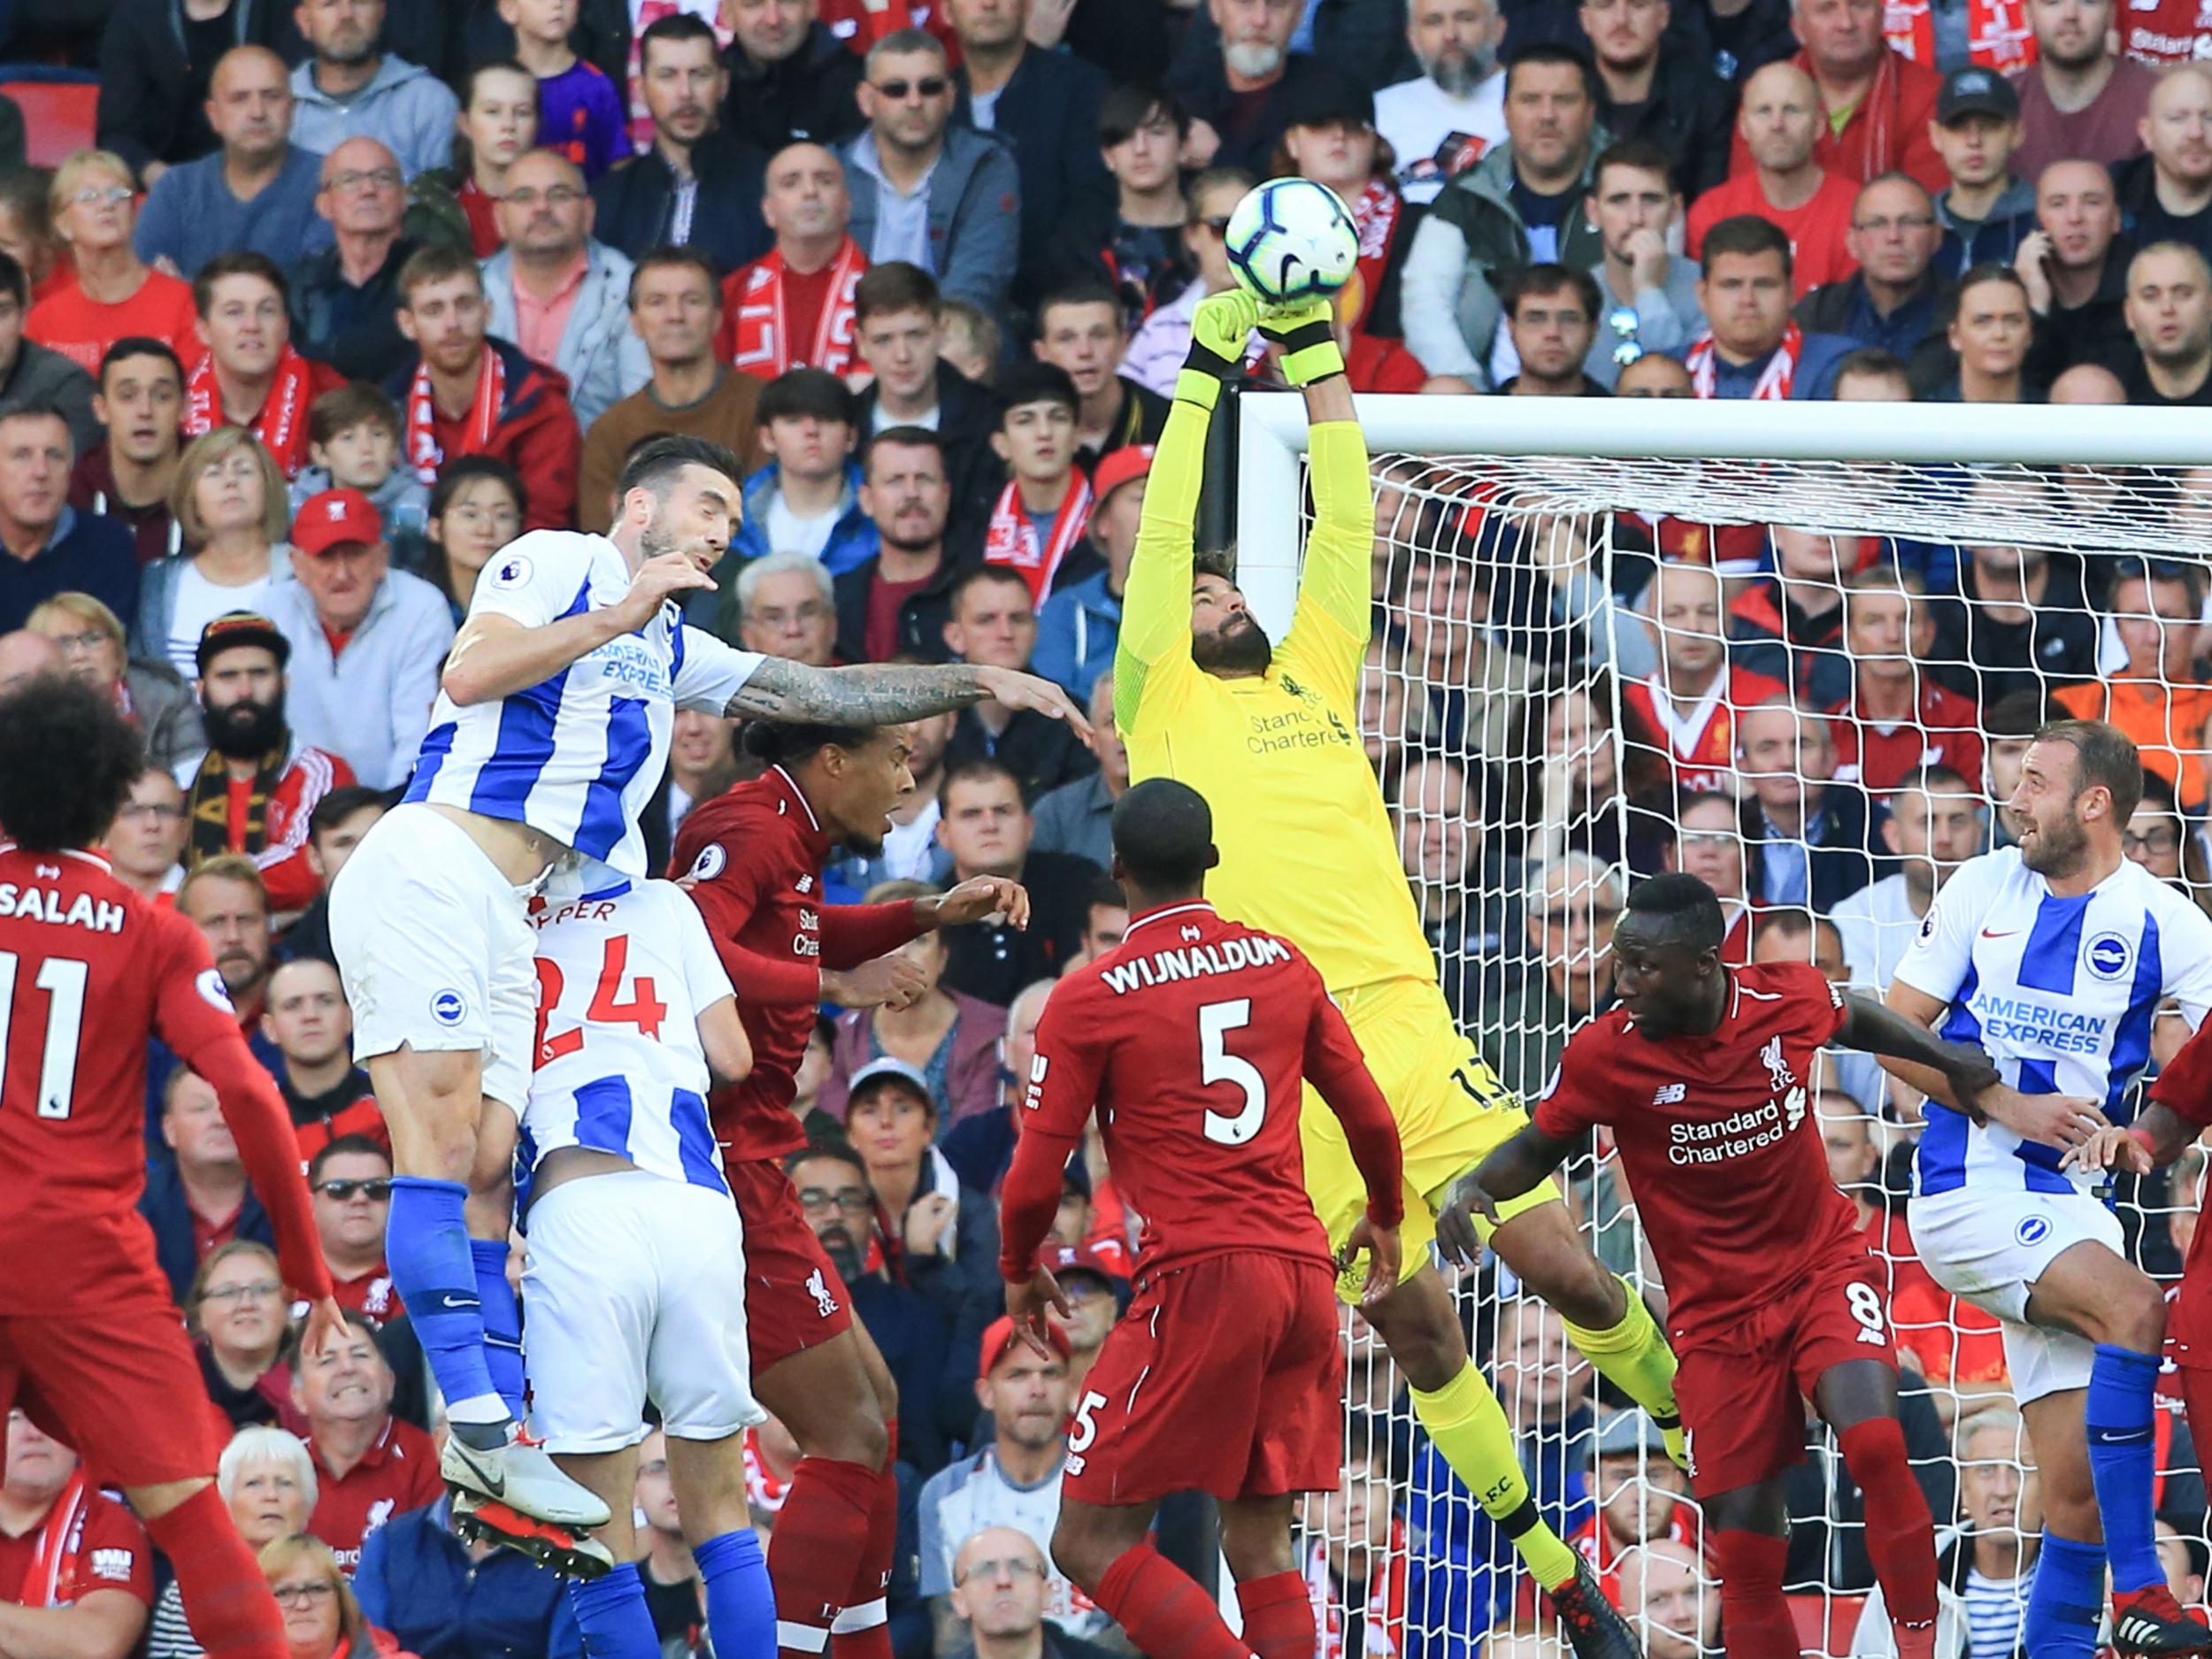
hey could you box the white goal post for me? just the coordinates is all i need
[1234,394,2212,1658]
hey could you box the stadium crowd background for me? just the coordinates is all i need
[10,0,2212,1653]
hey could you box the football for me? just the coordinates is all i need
[1224,178,1360,306]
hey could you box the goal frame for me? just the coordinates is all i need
[1231,393,2212,636]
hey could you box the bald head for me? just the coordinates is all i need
[0,629,65,695]
[316,135,404,237]
[2146,66,2212,188]
[2049,362,2126,404]
[1740,61,1822,174]
[495,148,594,257]
[207,46,293,162]
[763,142,850,250]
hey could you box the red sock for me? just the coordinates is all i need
[1094,1544,1252,1659]
[831,1422,898,1659]
[1714,1530,1794,1659]
[769,1456,878,1659]
[1839,1417,1939,1659]
[1235,1571,1313,1659]
[143,1486,288,1659]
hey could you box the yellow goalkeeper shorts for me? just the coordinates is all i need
[1302,975,1560,1302]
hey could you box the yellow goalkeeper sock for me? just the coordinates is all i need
[1561,1282,1687,1469]
[1409,1361,1580,1594]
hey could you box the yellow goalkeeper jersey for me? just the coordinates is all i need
[1114,395,1435,996]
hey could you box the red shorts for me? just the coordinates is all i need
[0,1296,223,1488]
[1064,1252,1339,1506]
[1674,1249,1898,1499]
[726,1156,855,1374]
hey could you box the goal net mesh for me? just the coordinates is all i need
[1307,447,2212,1659]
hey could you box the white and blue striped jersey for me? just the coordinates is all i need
[524,877,736,1194]
[1894,848,2212,1198]
[402,532,764,878]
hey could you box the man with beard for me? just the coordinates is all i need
[1165,0,1362,180]
[2011,0,2159,183]
[1884,718,2212,1656]
[836,427,971,664]
[673,719,1035,1659]
[1115,284,1651,1655]
[176,611,357,915]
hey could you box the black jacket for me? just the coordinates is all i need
[1793,271,1955,393]
[723,23,866,153]
[833,549,969,664]
[855,361,1006,531]
[1073,375,1170,475]
[941,849,1102,1005]
[1598,50,1736,198]
[96,0,295,173]
[138,1156,274,1307]
[1742,780,1893,916]
[1929,551,2101,708]
[1169,0,1415,104]
[2024,255,2135,388]
[590,127,772,277]
[945,706,1099,805]
[1165,49,1362,179]
[955,46,1115,311]
[289,236,420,385]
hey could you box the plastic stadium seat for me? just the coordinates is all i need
[1787,1591,1867,1657]
[1,73,99,169]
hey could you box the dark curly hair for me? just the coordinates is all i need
[742,720,882,765]
[0,677,148,851]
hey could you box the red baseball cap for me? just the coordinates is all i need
[979,1314,1071,1376]
[1041,1240,1124,1287]
[1090,445,1152,507]
[291,488,384,556]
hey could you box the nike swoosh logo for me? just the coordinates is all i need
[459,1443,505,1498]
[1980,928,2019,939]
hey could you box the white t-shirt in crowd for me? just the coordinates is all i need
[166,561,274,677]
[763,494,838,563]
[1374,68,1508,204]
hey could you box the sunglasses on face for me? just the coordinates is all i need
[873,75,948,100]
[316,1178,392,1201]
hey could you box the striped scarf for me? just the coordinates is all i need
[185,744,286,868]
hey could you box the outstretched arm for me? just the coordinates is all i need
[1262,302,1371,646]
[1837,993,2001,1116]
[727,657,1088,736]
[1433,1122,1577,1266]
[1879,979,2109,1150]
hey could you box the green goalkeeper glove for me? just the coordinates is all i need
[1259,294,1346,388]
[1177,288,1261,409]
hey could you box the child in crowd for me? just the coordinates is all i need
[500,0,628,179]
[289,385,431,574]
[984,363,1092,606]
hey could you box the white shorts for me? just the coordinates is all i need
[1908,1185,2126,1404]
[521,1169,765,1454]
[327,803,538,1116]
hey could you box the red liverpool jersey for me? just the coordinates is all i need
[1532,962,1858,1348]
[1828,677,1986,797]
[673,766,927,1164]
[0,844,327,1314]
[1622,665,1790,795]
[1002,901,1404,1282]
[2151,1022,2212,1371]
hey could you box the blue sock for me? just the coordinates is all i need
[385,1177,501,1418]
[469,1236,526,1417]
[2087,1342,2164,1594]
[2023,1532,2105,1658]
[566,1561,661,1659]
[695,1527,776,1659]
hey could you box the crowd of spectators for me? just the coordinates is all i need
[15,0,2212,1654]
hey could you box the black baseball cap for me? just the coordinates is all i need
[1281,71,1374,133]
[1937,65,2019,125]
[196,611,292,676]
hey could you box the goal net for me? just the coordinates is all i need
[1235,396,2212,1659]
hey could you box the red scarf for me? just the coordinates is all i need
[19,1472,93,1607]
[1686,322,1802,400]
[1884,0,2035,70]
[405,347,507,484]
[729,238,866,379]
[984,472,1093,606]
[182,347,314,477]
[1304,1517,1407,1659]
[742,1427,794,1515]
[1349,178,1402,335]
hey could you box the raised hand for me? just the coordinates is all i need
[924,875,1031,932]
[974,666,1094,740]
[1006,1264,1071,1359]
[614,551,717,632]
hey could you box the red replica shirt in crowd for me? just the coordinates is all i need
[1001,900,1404,1283]
[0,844,328,1315]
[2120,0,2212,63]
[2151,1025,2212,1371]
[308,1416,442,1571]
[1828,676,1986,798]
[672,766,926,1164]
[1532,962,1859,1348]
[1623,664,1790,795]
[1686,170,1860,298]
[0,1479,155,1609]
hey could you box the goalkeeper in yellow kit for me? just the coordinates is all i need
[1114,289,1671,1652]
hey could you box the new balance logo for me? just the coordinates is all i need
[88,1549,133,1583]
[1653,1083,1686,1105]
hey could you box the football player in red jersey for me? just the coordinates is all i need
[672,718,1030,1659]
[0,677,344,1659]
[1440,872,2008,1659]
[995,778,1634,1659]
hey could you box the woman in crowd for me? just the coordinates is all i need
[189,1240,296,1433]
[147,1428,319,1659]
[818,878,1005,1129]
[27,589,202,771]
[421,454,525,619]
[1273,84,1415,340]
[0,167,66,303]
[25,149,197,373]
[260,1535,407,1659]
[1939,264,2039,404]
[134,428,291,674]
[411,61,539,258]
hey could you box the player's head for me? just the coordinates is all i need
[741,719,914,856]
[0,674,147,853]
[2014,718,2140,879]
[1109,778,1218,904]
[1610,872,1728,1038]
[618,433,745,573]
[1189,548,1272,678]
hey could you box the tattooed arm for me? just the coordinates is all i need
[722,656,1094,734]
